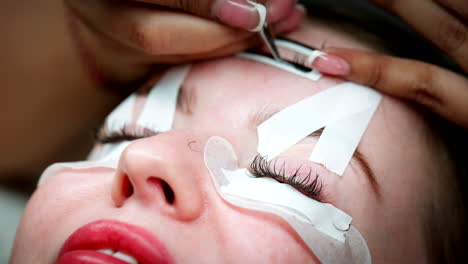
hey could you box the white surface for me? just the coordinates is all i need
[204,136,372,263]
[237,52,322,80]
[137,64,190,132]
[105,94,136,133]
[257,82,381,175]
[221,168,351,242]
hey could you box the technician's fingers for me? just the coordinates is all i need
[313,48,468,128]
[153,34,262,63]
[371,0,468,70]
[67,0,303,57]
[136,0,296,30]
[66,0,252,56]
[436,0,468,19]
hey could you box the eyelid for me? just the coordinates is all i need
[95,123,160,144]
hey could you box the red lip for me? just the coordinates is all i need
[56,219,173,264]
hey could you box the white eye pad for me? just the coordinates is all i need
[37,65,191,186]
[204,136,371,263]
[37,141,131,186]
[237,52,323,81]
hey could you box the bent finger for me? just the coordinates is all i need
[372,0,468,70]
[66,0,255,56]
[153,34,262,63]
[314,48,468,128]
[435,0,468,19]
[136,0,296,30]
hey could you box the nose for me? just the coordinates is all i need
[112,131,206,221]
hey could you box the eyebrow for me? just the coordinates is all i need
[249,107,381,198]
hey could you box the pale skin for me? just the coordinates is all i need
[11,20,444,263]
[3,0,465,185]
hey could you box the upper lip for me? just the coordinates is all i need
[57,219,173,264]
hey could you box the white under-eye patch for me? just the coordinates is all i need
[204,136,371,263]
[37,65,191,186]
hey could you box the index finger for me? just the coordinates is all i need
[135,0,296,30]
[371,0,468,71]
[313,48,468,128]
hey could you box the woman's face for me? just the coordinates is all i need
[11,19,438,263]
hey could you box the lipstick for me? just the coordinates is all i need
[56,219,173,264]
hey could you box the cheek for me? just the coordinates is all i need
[13,173,113,260]
[216,206,314,263]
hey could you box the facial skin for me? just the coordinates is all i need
[11,18,440,263]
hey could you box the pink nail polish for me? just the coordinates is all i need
[312,54,351,76]
[212,0,260,30]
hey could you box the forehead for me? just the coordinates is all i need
[183,57,343,114]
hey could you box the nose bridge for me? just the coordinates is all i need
[114,130,208,221]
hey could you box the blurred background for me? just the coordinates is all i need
[1,0,98,261]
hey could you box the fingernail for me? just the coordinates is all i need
[312,54,351,76]
[212,0,262,31]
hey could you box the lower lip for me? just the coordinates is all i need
[57,250,129,264]
[56,219,173,264]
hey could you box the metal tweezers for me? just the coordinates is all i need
[259,22,283,62]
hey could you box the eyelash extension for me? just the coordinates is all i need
[93,124,157,144]
[249,155,323,202]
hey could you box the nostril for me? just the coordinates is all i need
[147,178,175,204]
[161,180,175,204]
[122,175,134,198]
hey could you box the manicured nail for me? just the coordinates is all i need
[312,54,351,76]
[212,0,262,31]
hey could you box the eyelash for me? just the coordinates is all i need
[249,155,323,202]
[94,124,154,144]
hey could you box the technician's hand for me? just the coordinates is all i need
[65,0,303,87]
[312,49,468,128]
[311,0,468,128]
[371,0,468,70]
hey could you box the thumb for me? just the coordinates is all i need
[142,0,296,30]
[312,48,468,128]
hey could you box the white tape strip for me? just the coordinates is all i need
[38,141,131,186]
[246,1,267,32]
[137,64,190,131]
[236,52,322,81]
[310,102,380,175]
[222,168,352,242]
[105,94,137,132]
[257,82,382,175]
